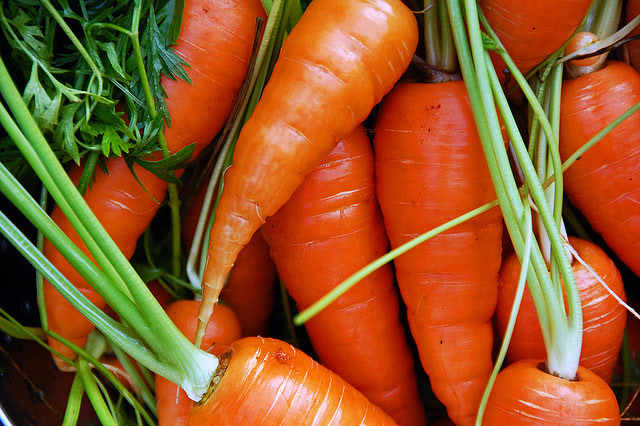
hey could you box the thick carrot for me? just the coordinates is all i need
[262,126,426,425]
[188,336,396,425]
[483,359,620,424]
[42,0,265,369]
[197,0,419,340]
[495,237,627,383]
[182,180,277,337]
[480,0,591,76]
[373,80,503,425]
[156,300,242,426]
[559,61,640,279]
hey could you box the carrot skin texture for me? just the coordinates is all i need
[373,81,503,425]
[559,61,640,279]
[483,359,620,425]
[262,127,426,425]
[42,0,265,368]
[495,237,627,383]
[182,183,277,337]
[480,0,591,75]
[188,336,397,426]
[199,0,419,335]
[156,300,242,426]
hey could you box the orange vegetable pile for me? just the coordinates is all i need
[14,0,640,424]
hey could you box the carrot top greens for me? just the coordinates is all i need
[0,0,191,187]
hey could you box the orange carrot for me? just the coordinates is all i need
[197,0,419,340]
[373,80,503,425]
[559,60,640,279]
[626,0,640,71]
[262,126,426,425]
[156,300,242,426]
[495,237,627,383]
[42,0,265,369]
[188,336,396,425]
[480,0,591,76]
[483,359,620,424]
[182,180,277,337]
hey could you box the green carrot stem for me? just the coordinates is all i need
[62,373,85,426]
[0,167,180,381]
[130,1,182,277]
[476,204,534,425]
[0,56,215,383]
[77,336,118,426]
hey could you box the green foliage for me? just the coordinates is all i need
[0,0,190,182]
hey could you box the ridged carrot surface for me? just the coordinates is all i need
[188,336,396,425]
[198,0,419,338]
[559,61,640,278]
[262,126,426,425]
[373,81,503,425]
[42,0,265,369]
[495,237,627,383]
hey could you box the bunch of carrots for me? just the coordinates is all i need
[4,0,640,424]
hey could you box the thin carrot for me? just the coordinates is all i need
[483,359,621,424]
[559,60,640,279]
[42,0,265,369]
[188,336,396,425]
[262,126,426,425]
[182,179,277,337]
[196,0,419,342]
[480,0,591,76]
[495,236,627,383]
[373,80,503,425]
[156,300,242,426]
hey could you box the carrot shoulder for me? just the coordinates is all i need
[262,126,426,425]
[198,0,419,341]
[188,336,396,425]
[42,0,264,369]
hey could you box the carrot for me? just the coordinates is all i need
[483,359,621,424]
[42,0,265,369]
[373,80,503,425]
[626,0,640,71]
[559,60,640,279]
[197,0,419,340]
[480,0,591,76]
[188,336,396,425]
[156,300,242,426]
[182,179,277,337]
[262,126,426,425]
[495,236,627,383]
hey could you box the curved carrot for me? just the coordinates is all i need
[559,61,640,279]
[262,126,426,425]
[373,80,503,425]
[188,336,396,425]
[156,300,242,426]
[182,181,277,337]
[495,237,627,383]
[197,0,419,340]
[43,0,265,369]
[480,0,591,76]
[483,359,620,424]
